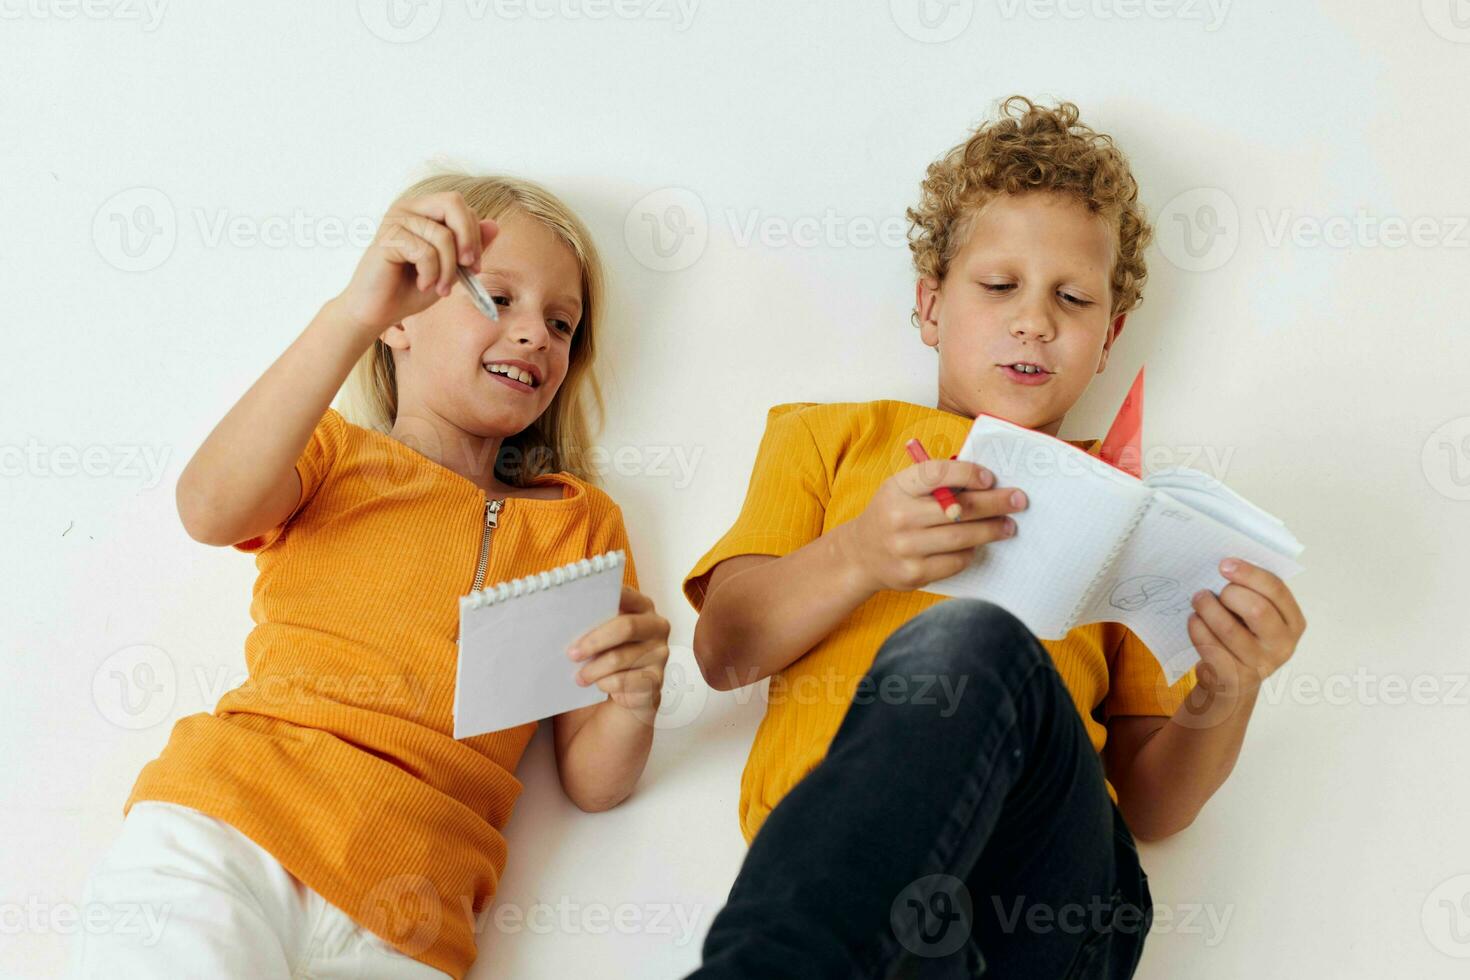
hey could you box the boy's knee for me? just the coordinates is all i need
[872,599,1041,679]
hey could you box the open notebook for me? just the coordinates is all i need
[453,550,625,738]
[923,415,1305,685]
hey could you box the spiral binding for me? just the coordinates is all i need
[1061,495,1155,629]
[462,550,625,610]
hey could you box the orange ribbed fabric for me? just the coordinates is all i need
[683,400,1198,845]
[126,407,638,979]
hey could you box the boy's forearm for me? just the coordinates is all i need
[1113,686,1260,841]
[692,523,878,690]
[558,700,655,812]
[178,298,376,539]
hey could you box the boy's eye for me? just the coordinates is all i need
[492,295,510,307]
[1061,292,1092,307]
[980,282,1014,293]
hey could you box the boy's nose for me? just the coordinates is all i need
[1009,316,1055,342]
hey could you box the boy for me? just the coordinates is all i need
[681,97,1306,979]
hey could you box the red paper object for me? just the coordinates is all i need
[1099,366,1144,479]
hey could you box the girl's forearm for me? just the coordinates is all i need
[177,297,377,544]
[691,523,878,691]
[558,700,656,812]
[1113,687,1260,841]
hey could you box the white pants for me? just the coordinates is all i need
[70,800,452,979]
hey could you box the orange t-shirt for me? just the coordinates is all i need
[126,406,638,979]
[683,400,1198,845]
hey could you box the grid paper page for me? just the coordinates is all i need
[923,418,1151,636]
[1078,490,1306,685]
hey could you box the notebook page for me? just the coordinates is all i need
[453,557,623,738]
[1142,466,1303,558]
[922,416,1152,637]
[1077,490,1306,685]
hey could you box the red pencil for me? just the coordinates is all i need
[904,438,961,522]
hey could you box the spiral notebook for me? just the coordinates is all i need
[922,414,1305,685]
[453,550,626,738]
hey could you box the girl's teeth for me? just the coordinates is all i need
[486,364,534,386]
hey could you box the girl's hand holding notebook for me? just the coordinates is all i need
[454,552,670,737]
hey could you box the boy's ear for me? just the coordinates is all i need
[915,278,942,348]
[1097,313,1126,373]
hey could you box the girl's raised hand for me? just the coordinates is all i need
[334,190,498,335]
[566,587,671,725]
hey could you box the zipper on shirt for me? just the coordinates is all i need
[471,497,504,592]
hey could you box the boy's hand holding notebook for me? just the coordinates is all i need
[923,408,1305,685]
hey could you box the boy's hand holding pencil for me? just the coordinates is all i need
[833,441,1031,595]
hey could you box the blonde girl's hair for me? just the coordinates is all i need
[342,171,605,486]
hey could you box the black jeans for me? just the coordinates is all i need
[688,599,1154,980]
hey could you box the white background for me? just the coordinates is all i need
[4,1,1469,977]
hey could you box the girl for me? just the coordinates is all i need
[72,174,671,979]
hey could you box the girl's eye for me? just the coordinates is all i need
[980,282,1014,293]
[549,319,574,336]
[492,295,510,307]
